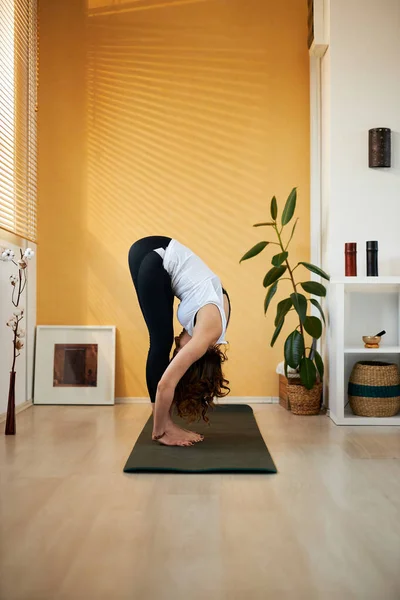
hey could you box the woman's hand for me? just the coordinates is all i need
[152,380,176,438]
[152,337,210,437]
[152,381,204,446]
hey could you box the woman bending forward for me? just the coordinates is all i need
[128,236,231,447]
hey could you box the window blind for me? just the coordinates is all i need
[0,0,37,243]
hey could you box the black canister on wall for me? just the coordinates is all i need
[366,241,379,276]
[369,128,391,168]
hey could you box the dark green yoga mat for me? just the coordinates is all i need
[123,404,277,474]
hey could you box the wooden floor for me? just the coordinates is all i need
[1,404,400,600]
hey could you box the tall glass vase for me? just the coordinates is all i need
[5,371,16,435]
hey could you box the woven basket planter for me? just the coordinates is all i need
[287,380,322,416]
[348,361,400,417]
[278,375,303,410]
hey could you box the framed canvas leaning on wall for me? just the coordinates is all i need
[34,326,116,405]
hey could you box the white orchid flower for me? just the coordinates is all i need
[18,259,28,270]
[15,339,25,350]
[24,248,35,260]
[17,329,26,338]
[13,309,24,317]
[9,274,18,286]
[6,317,17,329]
[1,249,15,261]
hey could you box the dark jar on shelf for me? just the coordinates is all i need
[366,241,379,276]
[345,243,357,276]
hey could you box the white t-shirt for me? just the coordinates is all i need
[154,239,228,344]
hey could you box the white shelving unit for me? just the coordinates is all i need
[328,277,400,426]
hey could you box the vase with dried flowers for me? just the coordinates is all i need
[1,246,35,434]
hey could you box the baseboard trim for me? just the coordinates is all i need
[115,396,279,405]
[0,398,278,420]
[116,397,149,404]
[0,400,33,423]
[217,397,279,404]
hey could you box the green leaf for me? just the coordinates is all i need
[284,330,304,369]
[240,241,269,263]
[286,218,298,249]
[284,361,289,379]
[253,223,274,228]
[275,298,292,326]
[281,187,297,226]
[271,319,284,347]
[310,298,326,325]
[300,281,327,297]
[314,350,324,380]
[299,357,317,390]
[264,283,278,315]
[263,265,287,288]
[299,262,330,281]
[304,316,322,339]
[272,251,288,267]
[270,196,277,221]
[290,293,307,324]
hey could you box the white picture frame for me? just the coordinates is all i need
[34,326,116,405]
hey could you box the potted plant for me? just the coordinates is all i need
[240,188,330,415]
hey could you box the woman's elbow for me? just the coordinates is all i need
[157,378,175,398]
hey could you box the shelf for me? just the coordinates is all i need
[329,407,400,426]
[344,406,400,426]
[331,277,400,285]
[330,277,400,293]
[344,347,400,354]
[329,277,400,426]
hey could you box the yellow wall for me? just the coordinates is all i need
[38,0,309,398]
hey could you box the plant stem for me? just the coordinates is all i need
[21,269,27,293]
[274,224,304,339]
[11,257,24,373]
[17,262,22,306]
[11,322,18,373]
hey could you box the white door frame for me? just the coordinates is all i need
[310,54,323,276]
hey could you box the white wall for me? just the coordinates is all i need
[0,235,36,417]
[321,0,400,278]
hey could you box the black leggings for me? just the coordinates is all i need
[128,236,173,403]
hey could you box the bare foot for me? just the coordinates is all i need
[152,430,194,447]
[167,409,203,441]
[168,422,204,444]
[180,425,204,438]
[152,424,204,446]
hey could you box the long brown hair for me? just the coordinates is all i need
[174,345,230,423]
